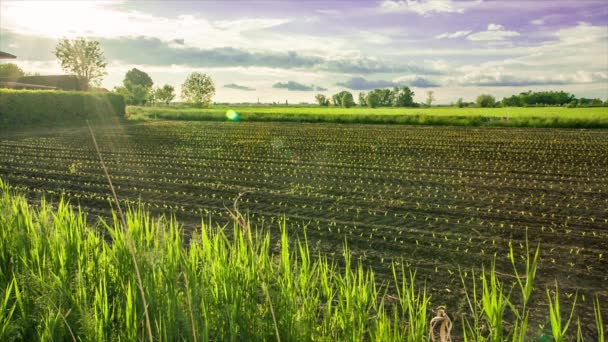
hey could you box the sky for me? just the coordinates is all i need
[1,0,607,104]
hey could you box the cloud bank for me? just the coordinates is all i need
[224,83,256,91]
[337,76,438,90]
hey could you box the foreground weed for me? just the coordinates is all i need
[546,281,577,342]
[594,296,604,342]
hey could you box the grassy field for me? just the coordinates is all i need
[127,105,608,128]
[1,180,604,341]
[1,121,606,340]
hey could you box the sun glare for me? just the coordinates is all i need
[2,1,131,38]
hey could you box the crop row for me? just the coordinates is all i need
[1,121,607,326]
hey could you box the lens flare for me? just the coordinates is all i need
[226,110,240,122]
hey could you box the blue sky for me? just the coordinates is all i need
[1,0,607,103]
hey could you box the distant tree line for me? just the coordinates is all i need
[450,91,608,108]
[315,86,421,108]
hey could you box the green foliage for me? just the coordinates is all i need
[476,94,496,108]
[594,296,604,342]
[502,94,523,107]
[368,88,393,106]
[315,94,330,106]
[340,91,355,108]
[0,182,429,341]
[546,282,577,342]
[152,84,176,105]
[117,68,154,105]
[392,86,415,107]
[54,38,107,88]
[366,92,381,108]
[124,68,153,89]
[0,63,25,78]
[358,92,367,106]
[519,91,574,106]
[127,105,608,128]
[576,97,605,107]
[425,90,435,107]
[0,89,125,128]
[112,86,134,104]
[501,91,607,107]
[331,91,350,106]
[455,98,465,108]
[181,72,215,107]
[0,181,600,341]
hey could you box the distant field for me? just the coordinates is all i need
[128,105,608,128]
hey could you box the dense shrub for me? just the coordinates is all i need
[0,89,125,128]
[0,75,88,90]
[476,94,496,108]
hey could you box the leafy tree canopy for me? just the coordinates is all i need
[181,72,215,108]
[54,38,107,88]
[0,63,25,79]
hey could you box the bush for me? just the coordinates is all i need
[476,94,496,108]
[0,89,125,128]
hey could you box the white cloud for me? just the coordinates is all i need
[553,21,608,44]
[435,30,471,39]
[448,68,608,87]
[487,23,504,31]
[530,18,545,25]
[443,24,608,88]
[467,24,520,41]
[431,59,450,71]
[212,18,290,31]
[529,14,566,26]
[380,0,475,15]
[315,9,340,15]
[0,1,320,55]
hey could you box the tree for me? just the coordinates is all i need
[358,92,367,106]
[113,86,134,104]
[341,92,355,108]
[366,92,381,108]
[502,94,522,107]
[377,89,393,107]
[425,90,435,107]
[476,94,496,108]
[122,68,154,105]
[332,91,349,106]
[154,84,176,105]
[455,98,464,108]
[365,88,393,107]
[392,87,415,107]
[181,72,215,107]
[54,38,107,88]
[315,94,330,106]
[124,68,153,89]
[0,63,25,79]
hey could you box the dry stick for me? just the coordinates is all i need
[86,121,154,342]
[224,192,281,342]
[430,306,452,342]
[58,308,76,342]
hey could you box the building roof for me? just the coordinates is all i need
[0,51,17,59]
[0,81,56,90]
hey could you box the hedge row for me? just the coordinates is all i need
[0,89,125,128]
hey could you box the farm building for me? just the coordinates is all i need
[0,51,87,90]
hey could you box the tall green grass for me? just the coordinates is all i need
[127,105,608,128]
[0,179,603,340]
